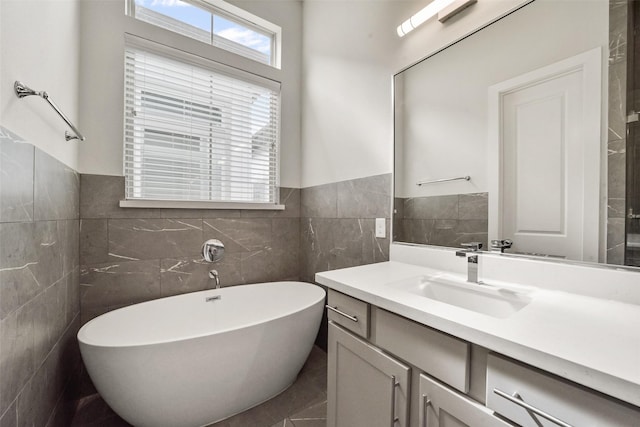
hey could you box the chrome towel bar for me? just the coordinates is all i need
[14,81,85,142]
[416,175,470,186]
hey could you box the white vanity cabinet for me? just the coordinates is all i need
[325,289,640,427]
[327,322,410,427]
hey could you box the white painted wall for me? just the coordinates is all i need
[300,0,532,188]
[396,0,608,198]
[78,0,302,188]
[0,0,81,170]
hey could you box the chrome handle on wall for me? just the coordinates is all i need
[416,175,471,186]
[493,388,574,427]
[14,81,86,141]
[422,394,431,427]
[325,305,358,322]
[390,375,400,426]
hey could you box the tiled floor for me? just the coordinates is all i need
[70,346,327,427]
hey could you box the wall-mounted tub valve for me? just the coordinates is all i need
[202,239,225,263]
[202,239,224,289]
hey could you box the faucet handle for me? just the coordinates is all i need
[491,239,513,251]
[460,242,483,251]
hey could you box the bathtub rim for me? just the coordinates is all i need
[77,281,326,348]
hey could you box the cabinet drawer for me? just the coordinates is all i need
[327,290,370,338]
[374,308,470,393]
[486,354,640,427]
[419,373,515,427]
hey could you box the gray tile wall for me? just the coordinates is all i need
[300,174,392,349]
[300,174,391,283]
[0,127,81,427]
[393,193,488,249]
[79,174,301,323]
[607,0,627,264]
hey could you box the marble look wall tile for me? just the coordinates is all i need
[399,219,487,249]
[272,218,300,250]
[301,183,337,218]
[0,304,35,416]
[393,197,404,217]
[79,220,109,266]
[241,248,299,284]
[404,195,458,220]
[34,150,79,221]
[80,175,160,219]
[0,400,16,427]
[458,193,488,220]
[160,258,210,296]
[242,188,301,218]
[203,218,271,253]
[60,220,80,277]
[17,319,80,427]
[607,218,626,265]
[80,260,161,310]
[608,61,627,142]
[32,221,65,291]
[0,222,42,320]
[300,218,388,282]
[80,174,297,220]
[609,0,627,65]
[300,218,334,282]
[608,198,626,219]
[608,139,626,199]
[66,269,80,325]
[0,138,34,223]
[337,174,391,218]
[212,252,245,287]
[0,128,80,427]
[33,279,68,369]
[108,219,203,261]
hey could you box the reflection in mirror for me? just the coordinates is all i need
[392,0,630,266]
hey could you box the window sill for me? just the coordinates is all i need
[119,199,285,210]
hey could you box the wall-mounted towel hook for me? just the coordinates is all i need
[14,81,85,142]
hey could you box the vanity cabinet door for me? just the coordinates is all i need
[327,322,410,427]
[419,374,515,427]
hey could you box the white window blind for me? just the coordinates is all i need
[124,42,281,205]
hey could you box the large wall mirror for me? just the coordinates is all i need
[393,0,637,267]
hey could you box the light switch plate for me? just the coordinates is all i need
[375,218,386,238]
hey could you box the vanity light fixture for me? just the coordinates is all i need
[397,0,477,37]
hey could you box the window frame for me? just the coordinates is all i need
[125,0,282,69]
[121,34,284,210]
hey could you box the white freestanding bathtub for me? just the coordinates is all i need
[77,281,325,427]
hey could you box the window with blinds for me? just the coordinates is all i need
[124,42,281,205]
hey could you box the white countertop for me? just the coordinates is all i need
[316,260,640,407]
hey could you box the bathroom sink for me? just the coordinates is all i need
[387,274,532,318]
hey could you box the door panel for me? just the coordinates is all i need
[488,48,601,262]
[327,322,410,427]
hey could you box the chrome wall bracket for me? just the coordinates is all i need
[13,81,85,142]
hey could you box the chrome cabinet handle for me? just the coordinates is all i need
[325,305,358,322]
[422,394,431,427]
[493,388,574,427]
[390,375,400,426]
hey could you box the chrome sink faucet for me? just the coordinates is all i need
[455,242,483,283]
